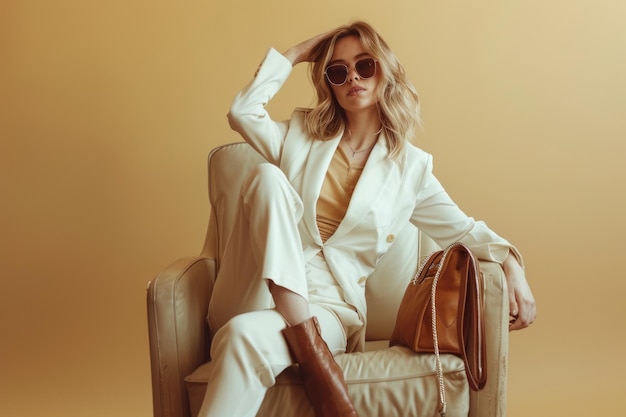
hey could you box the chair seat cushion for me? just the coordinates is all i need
[185,340,469,417]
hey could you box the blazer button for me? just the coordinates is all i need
[358,276,367,285]
[386,234,395,243]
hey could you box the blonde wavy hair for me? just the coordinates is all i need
[305,21,420,158]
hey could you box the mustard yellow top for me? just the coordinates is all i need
[316,146,366,242]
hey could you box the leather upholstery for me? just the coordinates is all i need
[147,142,510,417]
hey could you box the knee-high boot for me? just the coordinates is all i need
[281,316,358,417]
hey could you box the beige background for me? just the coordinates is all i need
[2,0,625,416]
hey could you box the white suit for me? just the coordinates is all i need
[223,48,518,349]
[199,48,520,417]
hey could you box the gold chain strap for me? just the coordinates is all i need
[430,243,461,417]
[413,242,466,417]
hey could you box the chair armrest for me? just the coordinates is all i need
[147,256,216,417]
[470,261,510,417]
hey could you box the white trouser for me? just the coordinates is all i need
[199,163,359,417]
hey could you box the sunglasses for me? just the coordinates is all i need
[324,58,377,86]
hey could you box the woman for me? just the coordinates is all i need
[199,21,536,417]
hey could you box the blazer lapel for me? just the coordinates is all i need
[300,133,343,244]
[327,133,396,243]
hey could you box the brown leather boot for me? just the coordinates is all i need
[282,316,358,417]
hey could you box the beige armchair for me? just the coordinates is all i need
[147,142,511,417]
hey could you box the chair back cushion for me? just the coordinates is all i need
[204,142,427,340]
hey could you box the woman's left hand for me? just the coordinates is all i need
[502,252,536,331]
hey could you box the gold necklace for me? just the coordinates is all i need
[344,128,383,158]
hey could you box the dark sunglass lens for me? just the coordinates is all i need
[356,59,376,78]
[326,65,348,85]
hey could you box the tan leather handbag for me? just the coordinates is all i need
[390,242,486,415]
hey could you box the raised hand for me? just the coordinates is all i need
[283,31,333,66]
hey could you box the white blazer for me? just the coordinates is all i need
[227,48,519,349]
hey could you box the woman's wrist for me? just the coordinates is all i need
[282,46,304,66]
[503,250,522,276]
